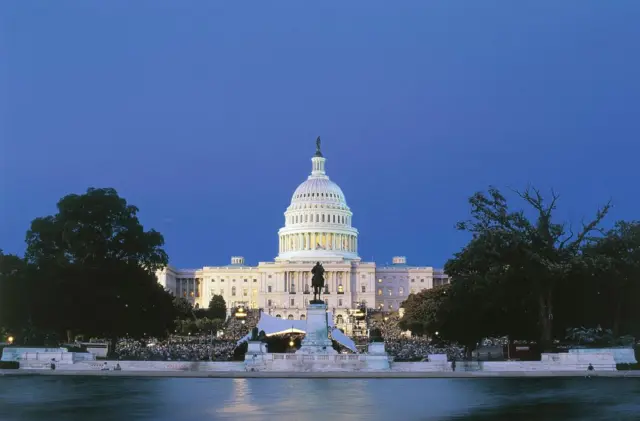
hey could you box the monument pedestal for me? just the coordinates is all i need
[296,302,337,355]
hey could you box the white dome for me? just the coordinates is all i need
[291,178,347,207]
[276,140,359,262]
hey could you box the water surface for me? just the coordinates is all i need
[1,377,639,421]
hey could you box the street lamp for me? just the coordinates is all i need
[7,336,14,345]
[289,339,295,347]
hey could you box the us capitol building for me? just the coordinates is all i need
[157,139,448,330]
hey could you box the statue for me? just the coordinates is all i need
[311,262,325,303]
[315,136,323,157]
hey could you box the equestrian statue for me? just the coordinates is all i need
[311,262,325,303]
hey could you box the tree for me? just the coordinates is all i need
[208,295,227,320]
[583,221,640,337]
[173,297,195,320]
[452,186,610,350]
[22,187,176,345]
[0,251,35,339]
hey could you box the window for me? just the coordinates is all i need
[411,278,415,283]
[276,314,282,319]
[301,314,306,320]
[322,214,325,222]
[388,288,393,296]
[220,289,224,295]
[421,279,424,283]
[362,274,366,278]
[252,289,257,295]
[361,285,366,293]
[377,289,382,296]
[268,274,272,278]
[268,286,272,293]
[244,279,248,283]
[232,286,236,296]
[338,299,343,307]
[337,285,344,294]
[336,315,344,324]
[232,279,236,283]
[267,299,272,307]
[243,288,248,297]
[399,287,404,295]
[221,279,225,282]
[253,279,257,283]
[287,314,294,320]
[290,298,295,306]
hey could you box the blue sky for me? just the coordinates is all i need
[1,1,639,268]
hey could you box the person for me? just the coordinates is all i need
[588,363,594,371]
[50,358,56,371]
[101,362,109,371]
[451,358,457,372]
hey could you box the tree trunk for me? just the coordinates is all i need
[109,337,118,358]
[538,292,553,351]
[612,299,622,338]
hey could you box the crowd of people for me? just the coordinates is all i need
[114,336,238,361]
[367,311,465,361]
[113,309,261,361]
[110,308,479,362]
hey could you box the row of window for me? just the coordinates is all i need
[377,278,451,284]
[288,213,350,225]
[377,287,407,296]
[211,287,258,297]
[268,298,346,307]
[294,192,342,200]
[209,278,258,283]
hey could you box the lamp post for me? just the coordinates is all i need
[7,336,14,345]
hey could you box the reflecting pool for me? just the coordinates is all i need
[1,377,639,421]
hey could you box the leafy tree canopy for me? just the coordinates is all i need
[5,187,176,344]
[208,295,227,320]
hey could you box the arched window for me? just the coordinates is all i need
[276,314,282,319]
[305,215,308,222]
[332,215,336,223]
[287,314,294,320]
[300,314,306,320]
[316,214,319,222]
[399,287,404,296]
[336,315,344,325]
[322,214,325,222]
[232,286,236,296]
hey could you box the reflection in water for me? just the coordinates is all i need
[0,377,639,421]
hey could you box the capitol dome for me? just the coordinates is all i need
[276,138,359,262]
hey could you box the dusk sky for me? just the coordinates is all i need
[1,1,639,269]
